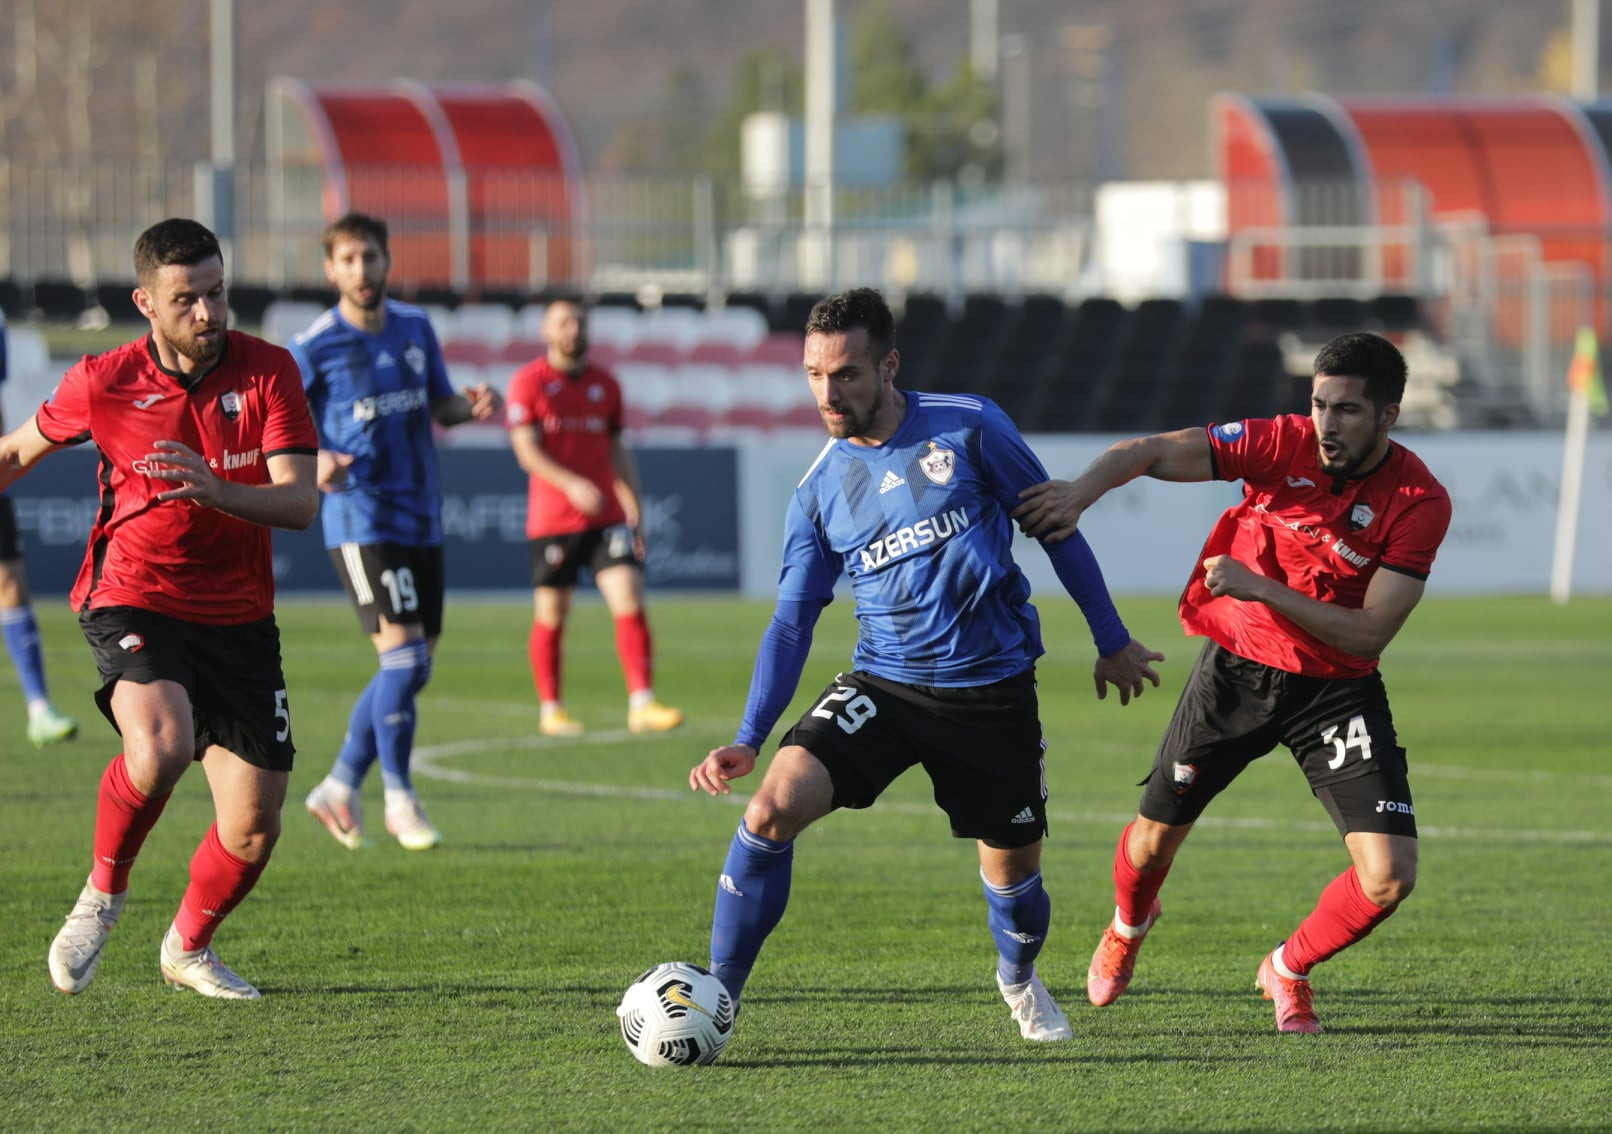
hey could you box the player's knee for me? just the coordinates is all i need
[224,817,281,863]
[1361,867,1415,908]
[741,790,808,844]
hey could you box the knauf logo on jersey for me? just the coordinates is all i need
[352,387,429,422]
[858,507,970,571]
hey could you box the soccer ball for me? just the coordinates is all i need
[617,961,735,1067]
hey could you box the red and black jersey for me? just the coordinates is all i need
[505,357,626,538]
[1180,414,1452,678]
[36,331,317,624]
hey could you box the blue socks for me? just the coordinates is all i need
[331,641,431,793]
[372,641,431,792]
[2,605,49,707]
[331,677,380,791]
[983,869,1051,987]
[709,823,794,1005]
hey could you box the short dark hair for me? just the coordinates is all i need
[805,288,896,360]
[1312,332,1408,408]
[322,212,390,259]
[133,218,223,287]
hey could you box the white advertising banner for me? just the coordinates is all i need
[736,430,1612,599]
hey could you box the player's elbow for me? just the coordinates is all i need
[285,483,320,530]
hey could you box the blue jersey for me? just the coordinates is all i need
[780,391,1057,686]
[290,300,455,547]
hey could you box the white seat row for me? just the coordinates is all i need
[262,299,775,357]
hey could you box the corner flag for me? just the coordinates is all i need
[1566,326,1608,416]
[1551,326,1606,603]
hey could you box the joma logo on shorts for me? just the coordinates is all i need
[1375,800,1415,814]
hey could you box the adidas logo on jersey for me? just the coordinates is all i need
[878,470,906,494]
[1010,806,1037,825]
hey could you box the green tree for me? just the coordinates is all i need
[701,46,805,176]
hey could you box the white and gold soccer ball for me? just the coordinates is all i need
[617,961,735,1067]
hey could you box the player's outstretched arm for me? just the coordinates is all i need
[690,744,758,795]
[145,442,319,529]
[1092,638,1165,705]
[431,383,503,426]
[0,417,65,493]
[1014,428,1214,542]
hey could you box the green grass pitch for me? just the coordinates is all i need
[1,593,1608,1131]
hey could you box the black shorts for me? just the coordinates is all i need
[1137,639,1416,837]
[79,606,296,771]
[329,542,445,637]
[780,669,1048,849]
[529,525,640,589]
[0,495,20,560]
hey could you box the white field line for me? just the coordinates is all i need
[410,735,1612,844]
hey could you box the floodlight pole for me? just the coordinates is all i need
[1572,0,1600,98]
[804,0,836,288]
[205,0,237,258]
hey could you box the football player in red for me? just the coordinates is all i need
[0,218,319,999]
[1014,332,1452,1033]
[505,299,681,738]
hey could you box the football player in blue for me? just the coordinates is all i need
[689,288,1164,1041]
[0,309,78,746]
[291,213,501,851]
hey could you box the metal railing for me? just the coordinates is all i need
[1,158,1606,427]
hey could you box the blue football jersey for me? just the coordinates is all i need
[290,300,455,547]
[778,391,1053,686]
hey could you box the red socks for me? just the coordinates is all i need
[528,621,562,702]
[90,754,171,895]
[613,611,653,695]
[173,824,267,952]
[1113,821,1170,927]
[1282,866,1393,975]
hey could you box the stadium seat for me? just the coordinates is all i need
[0,280,24,318]
[442,339,496,366]
[447,303,515,350]
[635,307,704,353]
[500,337,548,365]
[227,284,279,327]
[626,340,686,365]
[516,303,548,340]
[1369,293,1422,332]
[748,332,805,366]
[94,283,143,325]
[262,301,328,345]
[687,341,747,367]
[697,305,770,351]
[587,306,642,352]
[614,361,678,419]
[31,279,90,321]
[480,361,522,396]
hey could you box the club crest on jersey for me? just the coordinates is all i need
[1211,421,1245,442]
[218,390,242,421]
[588,384,604,402]
[545,380,565,397]
[1350,503,1376,531]
[404,344,426,375]
[918,442,955,485]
